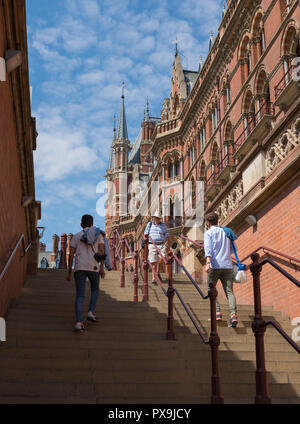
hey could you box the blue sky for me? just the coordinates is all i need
[26,0,224,251]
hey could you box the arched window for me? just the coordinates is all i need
[168,162,174,179]
[243,90,255,135]
[252,10,265,61]
[174,160,181,177]
[239,34,252,82]
[259,28,266,55]
[223,120,234,164]
[200,126,206,151]
[188,144,196,168]
[222,73,231,113]
[255,69,271,120]
[281,25,299,82]
[211,142,219,179]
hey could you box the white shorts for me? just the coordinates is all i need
[148,244,168,264]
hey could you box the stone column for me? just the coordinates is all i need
[59,234,68,269]
[51,234,58,262]
[66,233,73,265]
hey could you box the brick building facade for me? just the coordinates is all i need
[0,0,40,316]
[106,0,300,320]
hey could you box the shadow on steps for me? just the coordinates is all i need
[0,269,299,404]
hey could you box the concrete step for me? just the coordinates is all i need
[1,268,298,405]
[0,381,198,398]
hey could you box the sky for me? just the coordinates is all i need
[26,0,225,251]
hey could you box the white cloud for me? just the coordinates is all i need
[29,0,225,242]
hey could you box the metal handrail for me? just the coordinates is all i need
[241,245,300,266]
[173,254,207,299]
[260,258,300,288]
[142,235,223,403]
[173,287,208,345]
[0,234,32,281]
[111,230,139,297]
[275,64,293,99]
[148,235,168,265]
[180,234,203,249]
[250,253,300,404]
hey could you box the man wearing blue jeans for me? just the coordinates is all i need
[204,212,238,328]
[66,215,105,332]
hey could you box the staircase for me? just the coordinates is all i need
[0,269,299,404]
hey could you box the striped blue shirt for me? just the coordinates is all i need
[204,225,233,269]
[144,221,169,244]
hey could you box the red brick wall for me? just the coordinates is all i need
[0,4,30,316]
[217,177,300,320]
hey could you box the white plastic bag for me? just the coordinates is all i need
[233,265,247,284]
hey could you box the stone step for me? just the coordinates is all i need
[0,381,197,398]
[0,395,205,405]
[1,269,298,404]
[0,345,181,360]
[0,368,190,385]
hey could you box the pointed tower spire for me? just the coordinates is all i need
[209,32,215,51]
[108,114,117,170]
[198,55,204,72]
[146,97,150,121]
[222,2,226,17]
[116,82,129,141]
[113,113,117,140]
[174,35,179,56]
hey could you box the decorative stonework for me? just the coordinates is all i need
[266,119,300,175]
[215,179,244,224]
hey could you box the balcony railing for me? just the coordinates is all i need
[274,63,300,110]
[217,153,236,184]
[156,119,178,135]
[165,217,183,229]
[275,65,293,99]
[218,153,235,171]
[233,100,275,157]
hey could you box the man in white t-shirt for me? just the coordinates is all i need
[66,215,105,332]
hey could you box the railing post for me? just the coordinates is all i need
[166,252,175,341]
[120,238,126,288]
[133,250,139,303]
[143,235,149,302]
[250,253,271,404]
[208,281,224,404]
[111,236,117,271]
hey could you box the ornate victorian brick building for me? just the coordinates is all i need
[0,0,40,316]
[106,0,300,319]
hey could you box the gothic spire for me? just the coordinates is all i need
[146,97,150,121]
[116,82,129,141]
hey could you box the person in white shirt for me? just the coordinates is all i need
[204,212,238,328]
[67,215,105,332]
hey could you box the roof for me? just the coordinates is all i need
[128,129,142,164]
[116,90,129,141]
[183,70,199,96]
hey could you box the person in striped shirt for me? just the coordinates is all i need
[144,211,169,284]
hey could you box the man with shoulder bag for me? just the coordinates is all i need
[66,214,105,333]
[204,212,238,328]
